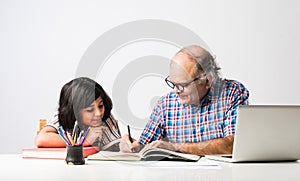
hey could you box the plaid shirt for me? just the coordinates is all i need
[139,79,249,144]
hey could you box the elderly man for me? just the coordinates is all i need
[120,45,249,156]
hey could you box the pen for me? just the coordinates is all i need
[67,132,75,146]
[58,126,70,146]
[64,130,72,146]
[127,125,133,143]
[72,120,78,139]
[76,130,83,145]
[79,127,90,145]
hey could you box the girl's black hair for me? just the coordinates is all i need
[58,77,112,132]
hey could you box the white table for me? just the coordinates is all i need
[1,154,300,180]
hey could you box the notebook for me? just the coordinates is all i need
[205,105,300,162]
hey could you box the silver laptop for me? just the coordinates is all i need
[205,105,300,162]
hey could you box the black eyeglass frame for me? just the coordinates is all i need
[164,75,205,93]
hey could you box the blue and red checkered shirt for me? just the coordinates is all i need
[139,79,249,144]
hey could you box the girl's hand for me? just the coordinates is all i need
[84,126,104,146]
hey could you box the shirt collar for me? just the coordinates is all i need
[182,78,225,108]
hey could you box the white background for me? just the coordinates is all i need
[0,0,299,153]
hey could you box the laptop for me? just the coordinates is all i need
[205,105,300,162]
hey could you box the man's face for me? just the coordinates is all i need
[168,52,209,105]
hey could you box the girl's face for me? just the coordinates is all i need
[80,97,105,127]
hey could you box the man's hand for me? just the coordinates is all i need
[142,140,181,152]
[119,134,141,153]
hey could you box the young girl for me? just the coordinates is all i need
[35,77,121,151]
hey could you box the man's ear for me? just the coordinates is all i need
[205,74,213,89]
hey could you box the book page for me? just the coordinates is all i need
[102,139,121,151]
[87,151,140,161]
[139,145,200,161]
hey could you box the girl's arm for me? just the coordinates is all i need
[35,126,66,148]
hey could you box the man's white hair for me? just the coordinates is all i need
[177,45,221,85]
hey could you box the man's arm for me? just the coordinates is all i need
[146,135,234,156]
[178,135,234,156]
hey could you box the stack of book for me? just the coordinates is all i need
[22,146,99,160]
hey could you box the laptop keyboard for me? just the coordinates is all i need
[221,155,233,158]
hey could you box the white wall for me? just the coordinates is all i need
[0,0,299,153]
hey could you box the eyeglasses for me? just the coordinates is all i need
[165,75,204,93]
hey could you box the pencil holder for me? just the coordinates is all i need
[65,145,85,165]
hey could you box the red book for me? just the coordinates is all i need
[22,147,99,160]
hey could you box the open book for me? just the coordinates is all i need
[88,146,201,162]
